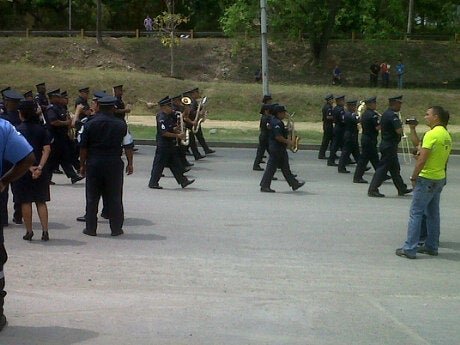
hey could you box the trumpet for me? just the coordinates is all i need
[286,112,300,153]
[192,96,208,134]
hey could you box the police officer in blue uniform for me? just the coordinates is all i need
[0,87,11,116]
[338,99,360,173]
[46,89,83,184]
[260,105,305,193]
[318,94,334,159]
[79,95,134,237]
[34,83,49,116]
[253,103,273,171]
[74,87,92,119]
[0,118,35,332]
[353,97,380,183]
[368,96,412,197]
[148,96,195,189]
[0,89,25,225]
[327,95,346,167]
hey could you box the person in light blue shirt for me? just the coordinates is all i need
[396,60,405,89]
[0,118,35,331]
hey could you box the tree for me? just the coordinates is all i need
[153,0,189,77]
[96,0,103,45]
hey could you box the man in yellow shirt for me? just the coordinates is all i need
[396,106,452,259]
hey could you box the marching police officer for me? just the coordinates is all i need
[259,105,305,193]
[74,87,92,119]
[34,82,49,116]
[148,96,195,189]
[79,95,134,236]
[318,94,334,159]
[253,103,273,171]
[353,97,380,183]
[338,99,360,173]
[368,96,412,197]
[327,95,346,167]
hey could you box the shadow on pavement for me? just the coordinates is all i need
[98,233,166,241]
[124,218,154,227]
[2,326,99,345]
[30,239,87,247]
[440,241,460,251]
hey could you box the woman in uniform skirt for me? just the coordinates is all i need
[12,100,51,241]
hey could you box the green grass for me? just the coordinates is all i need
[1,62,459,124]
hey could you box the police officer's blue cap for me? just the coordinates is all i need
[47,89,61,98]
[324,94,334,101]
[61,90,68,98]
[389,95,403,102]
[18,99,35,111]
[3,89,24,101]
[113,84,123,90]
[183,88,199,95]
[262,94,272,103]
[365,96,377,104]
[93,91,108,100]
[1,86,11,95]
[78,87,90,93]
[347,99,358,105]
[158,96,172,106]
[23,90,33,98]
[273,105,287,114]
[98,95,118,106]
[335,95,345,100]
[35,82,46,88]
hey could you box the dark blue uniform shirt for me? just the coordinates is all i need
[322,103,333,127]
[332,105,345,130]
[156,111,177,148]
[380,108,402,149]
[1,110,21,127]
[46,104,68,139]
[361,109,380,140]
[268,116,287,151]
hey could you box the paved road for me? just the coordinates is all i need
[2,147,459,345]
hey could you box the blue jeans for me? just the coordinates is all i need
[403,177,445,255]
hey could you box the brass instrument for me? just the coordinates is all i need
[357,100,366,119]
[178,96,191,146]
[286,112,300,153]
[192,96,208,134]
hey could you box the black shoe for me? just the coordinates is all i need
[353,178,368,184]
[41,231,49,241]
[23,231,34,241]
[204,149,215,154]
[365,166,371,171]
[368,190,385,198]
[0,314,7,332]
[83,228,97,236]
[327,162,338,167]
[111,229,124,236]
[395,248,416,259]
[398,188,413,196]
[12,217,22,225]
[71,175,84,184]
[253,165,264,171]
[185,161,194,167]
[260,187,275,193]
[260,160,266,164]
[262,155,267,158]
[181,179,195,188]
[318,155,326,160]
[148,184,163,189]
[338,169,350,174]
[100,213,109,219]
[417,246,438,256]
[184,167,191,173]
[272,177,278,181]
[194,154,205,160]
[347,160,357,165]
[292,180,305,191]
[76,215,86,222]
[53,169,63,174]
[50,181,56,185]
[132,147,139,152]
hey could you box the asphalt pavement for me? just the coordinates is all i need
[1,147,459,345]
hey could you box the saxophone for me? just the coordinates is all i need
[287,112,300,153]
[178,97,191,146]
[192,96,208,134]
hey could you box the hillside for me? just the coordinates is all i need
[0,37,459,88]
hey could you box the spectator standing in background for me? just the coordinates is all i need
[369,61,380,87]
[332,65,342,85]
[380,62,390,88]
[144,15,153,32]
[396,60,405,89]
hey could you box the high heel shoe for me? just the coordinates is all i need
[23,231,34,241]
[41,231,49,241]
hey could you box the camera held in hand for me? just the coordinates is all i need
[405,118,418,126]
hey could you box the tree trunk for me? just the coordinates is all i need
[96,0,103,46]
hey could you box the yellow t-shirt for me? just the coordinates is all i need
[419,125,452,180]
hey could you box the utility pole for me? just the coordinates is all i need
[68,0,72,31]
[260,0,270,96]
[407,0,414,35]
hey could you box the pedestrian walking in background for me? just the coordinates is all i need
[396,60,405,89]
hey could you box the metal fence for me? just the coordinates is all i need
[0,29,457,42]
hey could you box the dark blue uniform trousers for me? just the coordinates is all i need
[369,146,407,193]
[149,146,186,186]
[253,133,269,167]
[85,157,124,234]
[354,136,380,180]
[260,148,297,188]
